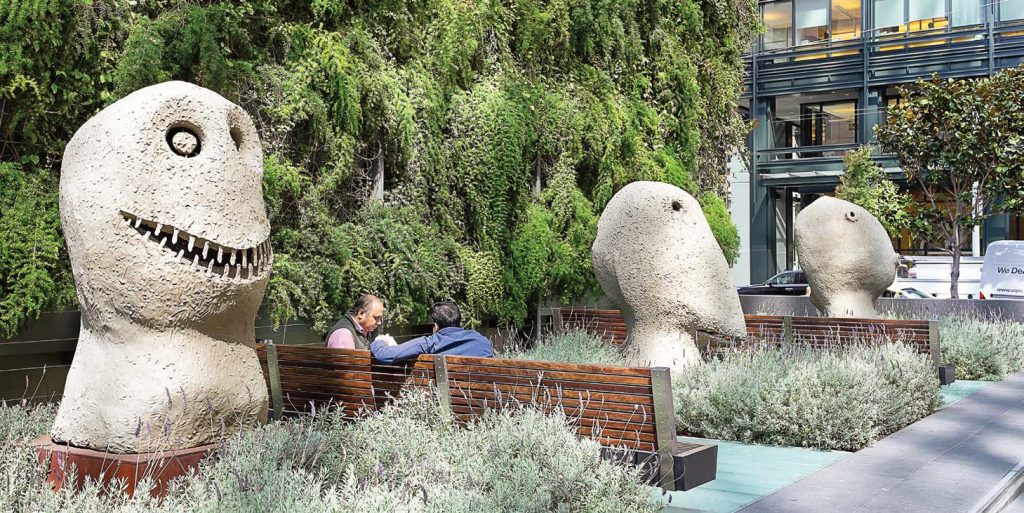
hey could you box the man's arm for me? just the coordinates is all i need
[370,336,431,364]
[326,328,355,349]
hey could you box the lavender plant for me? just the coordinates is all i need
[673,343,941,451]
[0,392,657,512]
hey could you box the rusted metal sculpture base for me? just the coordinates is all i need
[32,435,217,497]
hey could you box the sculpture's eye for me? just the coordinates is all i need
[845,211,859,222]
[230,126,244,151]
[671,200,682,212]
[167,126,201,157]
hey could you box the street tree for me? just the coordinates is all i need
[876,68,1024,298]
[835,144,912,239]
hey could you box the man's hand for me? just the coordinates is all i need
[376,334,398,346]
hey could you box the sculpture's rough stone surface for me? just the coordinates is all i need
[53,81,272,453]
[795,196,898,318]
[591,181,746,369]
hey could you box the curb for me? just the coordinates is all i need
[970,461,1024,513]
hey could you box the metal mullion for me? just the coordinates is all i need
[828,0,833,48]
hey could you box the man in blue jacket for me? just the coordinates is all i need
[370,301,493,363]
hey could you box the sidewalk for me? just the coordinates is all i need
[740,372,1024,513]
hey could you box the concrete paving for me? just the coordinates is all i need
[740,373,1024,513]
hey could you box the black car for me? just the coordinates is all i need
[737,270,809,296]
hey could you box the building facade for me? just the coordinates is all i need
[740,0,1024,283]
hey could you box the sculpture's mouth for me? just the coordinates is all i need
[121,211,271,281]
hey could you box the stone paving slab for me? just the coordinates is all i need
[740,373,1024,513]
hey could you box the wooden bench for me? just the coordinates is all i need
[255,343,717,491]
[553,307,941,367]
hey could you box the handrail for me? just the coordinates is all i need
[756,143,859,156]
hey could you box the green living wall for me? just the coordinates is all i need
[0,0,757,336]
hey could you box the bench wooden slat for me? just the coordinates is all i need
[450,400,658,425]
[448,392,654,415]
[445,370,652,392]
[444,355,652,377]
[446,378,654,407]
[447,400,656,435]
[443,365,652,387]
[444,371,653,395]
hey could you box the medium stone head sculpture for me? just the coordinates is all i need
[592,181,746,369]
[795,196,898,318]
[52,81,272,453]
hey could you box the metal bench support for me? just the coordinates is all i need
[433,354,452,417]
[265,342,284,420]
[650,367,678,491]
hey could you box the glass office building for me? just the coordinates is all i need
[742,0,1024,282]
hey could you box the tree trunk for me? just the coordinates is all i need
[950,225,961,299]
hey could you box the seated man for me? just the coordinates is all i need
[370,301,493,363]
[325,294,386,350]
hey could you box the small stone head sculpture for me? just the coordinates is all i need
[591,181,746,369]
[52,81,272,453]
[795,196,898,318]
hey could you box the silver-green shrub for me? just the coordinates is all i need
[505,329,627,366]
[673,343,941,451]
[939,316,1024,380]
[0,392,657,512]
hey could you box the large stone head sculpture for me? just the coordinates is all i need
[795,196,898,318]
[52,81,272,453]
[592,181,746,369]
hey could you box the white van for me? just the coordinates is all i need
[979,241,1024,300]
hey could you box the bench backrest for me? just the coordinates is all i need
[255,344,713,490]
[256,344,663,449]
[553,307,940,366]
[555,308,629,344]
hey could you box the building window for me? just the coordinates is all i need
[796,0,830,44]
[951,0,982,26]
[874,0,904,34]
[882,93,903,124]
[908,0,946,30]
[874,0,985,33]
[832,0,862,40]
[1002,0,1024,21]
[764,1,794,50]
[800,101,858,147]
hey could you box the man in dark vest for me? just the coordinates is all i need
[325,294,386,350]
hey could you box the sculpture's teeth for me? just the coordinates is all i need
[125,217,132,226]
[188,236,195,252]
[217,247,223,264]
[247,262,253,277]
[206,259,214,276]
[160,236,168,247]
[235,263,242,280]
[176,249,184,260]
[135,218,143,228]
[172,229,179,245]
[242,249,247,268]
[192,254,199,268]
[203,241,210,260]
[155,223,163,235]
[230,251,236,266]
